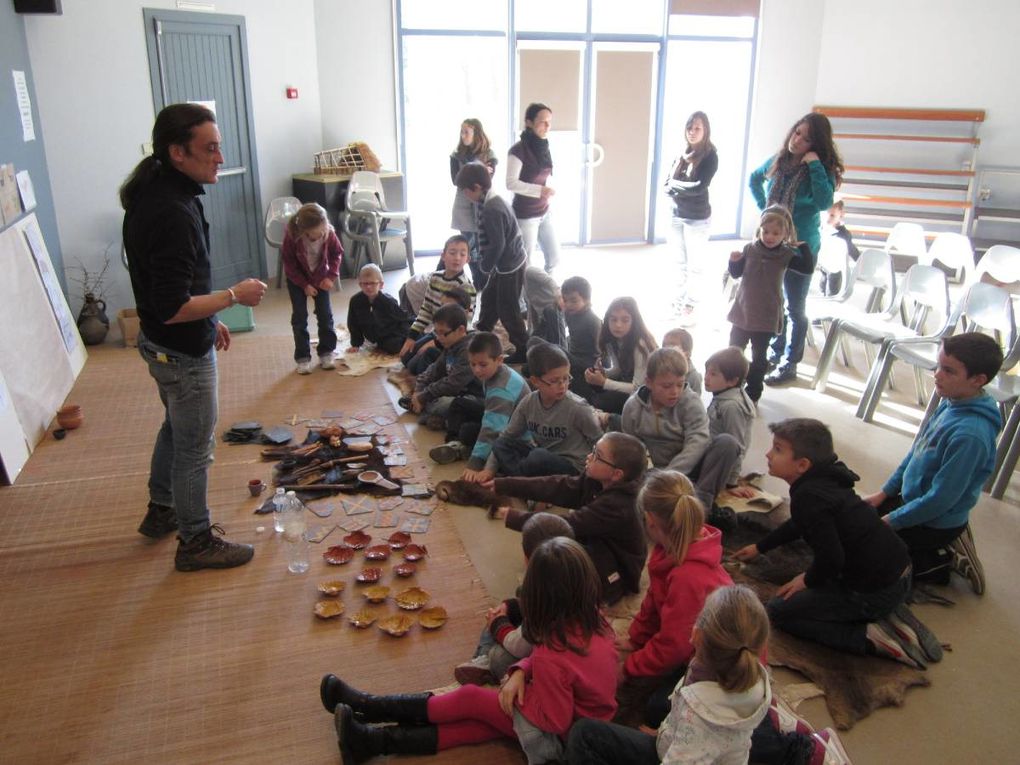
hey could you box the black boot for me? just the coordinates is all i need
[321,674,431,723]
[335,704,439,763]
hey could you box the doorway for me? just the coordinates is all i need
[517,40,658,246]
[143,9,263,288]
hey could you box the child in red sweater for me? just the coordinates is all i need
[322,537,618,763]
[618,469,733,727]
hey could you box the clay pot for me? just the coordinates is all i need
[77,293,110,346]
[56,404,83,430]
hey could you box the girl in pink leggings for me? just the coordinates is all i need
[320,536,618,764]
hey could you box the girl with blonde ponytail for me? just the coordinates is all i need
[617,470,733,727]
[567,585,773,764]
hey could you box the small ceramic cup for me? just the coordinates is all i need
[248,479,266,497]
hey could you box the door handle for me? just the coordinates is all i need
[217,166,247,177]
[587,143,605,168]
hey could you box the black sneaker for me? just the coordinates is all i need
[138,502,178,539]
[175,525,254,572]
[429,441,468,465]
[764,365,798,386]
[890,603,944,663]
[949,525,985,595]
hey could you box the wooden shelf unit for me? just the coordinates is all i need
[814,106,985,248]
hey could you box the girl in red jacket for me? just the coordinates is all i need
[321,536,618,763]
[618,470,733,727]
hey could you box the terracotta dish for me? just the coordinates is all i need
[395,586,430,610]
[402,544,428,562]
[377,614,415,636]
[313,600,345,619]
[418,606,448,629]
[393,562,417,578]
[365,544,391,561]
[317,579,346,596]
[355,567,382,583]
[362,585,390,603]
[387,531,411,549]
[348,609,377,628]
[323,545,355,565]
[343,530,372,549]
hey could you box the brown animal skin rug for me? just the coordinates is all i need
[724,514,931,731]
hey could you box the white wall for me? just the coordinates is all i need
[24,0,323,320]
[314,0,399,169]
[815,0,1020,166]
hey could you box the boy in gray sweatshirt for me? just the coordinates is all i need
[489,343,602,476]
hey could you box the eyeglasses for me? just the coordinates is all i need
[589,448,617,469]
[537,374,572,388]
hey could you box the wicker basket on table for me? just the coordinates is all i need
[313,142,382,175]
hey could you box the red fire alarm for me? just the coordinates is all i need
[286,87,299,99]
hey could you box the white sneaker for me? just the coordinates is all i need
[319,354,337,370]
[296,360,314,375]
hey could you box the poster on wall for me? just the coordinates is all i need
[0,163,23,225]
[23,218,78,354]
[16,170,36,211]
[12,70,36,142]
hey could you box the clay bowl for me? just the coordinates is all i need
[343,530,372,549]
[313,600,345,619]
[348,608,378,629]
[394,586,430,610]
[377,614,415,637]
[362,584,390,603]
[364,544,391,561]
[387,531,411,550]
[56,404,83,430]
[393,562,417,578]
[355,567,382,583]
[323,545,355,565]
[402,544,428,562]
[317,579,346,596]
[419,606,448,630]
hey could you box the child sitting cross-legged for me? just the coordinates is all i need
[454,511,575,687]
[403,286,474,375]
[428,331,529,480]
[704,346,759,506]
[489,342,603,478]
[322,537,618,764]
[399,234,477,364]
[406,303,482,431]
[734,418,925,668]
[345,263,411,356]
[488,432,648,606]
[561,276,603,400]
[622,348,741,523]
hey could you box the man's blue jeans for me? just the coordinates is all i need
[138,333,217,542]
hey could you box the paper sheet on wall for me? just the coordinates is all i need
[0,164,22,225]
[12,70,36,142]
[23,219,78,354]
[16,171,36,211]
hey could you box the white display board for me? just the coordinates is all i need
[0,213,86,483]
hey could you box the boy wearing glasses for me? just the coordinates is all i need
[488,343,602,477]
[489,433,648,605]
[406,304,482,429]
[345,263,411,355]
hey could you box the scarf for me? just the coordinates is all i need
[521,128,553,170]
[766,154,808,238]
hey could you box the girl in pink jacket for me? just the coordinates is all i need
[321,536,618,764]
[619,470,734,727]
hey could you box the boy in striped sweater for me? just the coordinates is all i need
[399,235,477,363]
[430,332,529,483]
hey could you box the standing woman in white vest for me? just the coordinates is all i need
[507,103,560,274]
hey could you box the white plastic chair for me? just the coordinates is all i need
[340,171,415,276]
[922,232,974,285]
[813,264,950,394]
[856,282,1015,421]
[264,196,301,288]
[886,222,928,260]
[975,244,1020,286]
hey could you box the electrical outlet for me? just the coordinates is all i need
[979,187,992,202]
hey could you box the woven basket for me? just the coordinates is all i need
[313,142,382,175]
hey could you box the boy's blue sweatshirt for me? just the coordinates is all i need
[467,364,529,471]
[883,393,1001,530]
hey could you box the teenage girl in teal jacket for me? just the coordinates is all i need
[748,112,843,385]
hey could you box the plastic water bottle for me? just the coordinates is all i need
[272,487,287,533]
[284,492,310,573]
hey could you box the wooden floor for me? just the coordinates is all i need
[0,333,522,764]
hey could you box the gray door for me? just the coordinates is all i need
[144,9,263,288]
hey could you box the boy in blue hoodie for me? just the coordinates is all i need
[864,332,1003,594]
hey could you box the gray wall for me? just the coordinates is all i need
[0,2,64,292]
